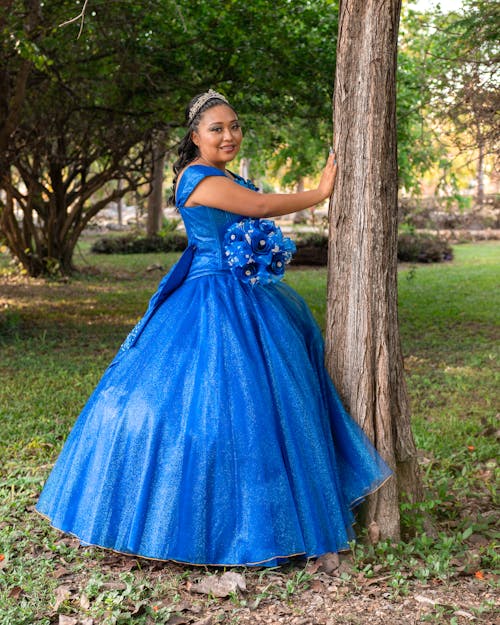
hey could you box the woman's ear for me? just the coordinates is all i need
[191,131,199,147]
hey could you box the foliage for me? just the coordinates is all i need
[91,232,188,255]
[1,0,496,278]
[0,0,339,276]
[398,1,499,198]
[397,231,453,262]
[296,230,455,265]
[397,8,449,193]
[0,242,498,623]
[428,1,499,159]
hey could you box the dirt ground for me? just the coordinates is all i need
[47,547,498,625]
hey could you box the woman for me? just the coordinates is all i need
[37,90,392,567]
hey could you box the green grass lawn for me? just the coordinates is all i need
[0,241,498,624]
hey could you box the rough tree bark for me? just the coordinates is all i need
[146,131,166,237]
[325,0,423,540]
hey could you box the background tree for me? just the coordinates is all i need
[326,0,423,540]
[146,130,167,237]
[395,0,499,202]
[396,6,447,195]
[427,0,499,206]
[0,0,338,275]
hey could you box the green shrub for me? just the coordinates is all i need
[398,232,453,263]
[293,231,453,265]
[90,229,453,264]
[91,232,188,254]
[293,233,328,266]
[159,217,181,234]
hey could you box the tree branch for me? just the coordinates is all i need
[59,0,89,39]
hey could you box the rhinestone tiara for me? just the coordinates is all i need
[188,89,230,124]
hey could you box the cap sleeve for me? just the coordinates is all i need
[176,165,227,209]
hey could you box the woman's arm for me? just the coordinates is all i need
[186,152,337,218]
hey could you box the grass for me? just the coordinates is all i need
[0,240,498,624]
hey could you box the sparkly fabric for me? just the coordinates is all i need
[36,164,392,567]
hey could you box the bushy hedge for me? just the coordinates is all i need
[397,232,453,263]
[91,232,188,254]
[91,230,453,264]
[293,233,329,265]
[292,231,453,265]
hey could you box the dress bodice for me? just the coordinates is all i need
[176,165,253,279]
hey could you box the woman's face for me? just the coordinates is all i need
[191,104,242,167]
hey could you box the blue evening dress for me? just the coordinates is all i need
[37,165,392,567]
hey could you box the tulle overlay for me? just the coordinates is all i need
[37,165,392,567]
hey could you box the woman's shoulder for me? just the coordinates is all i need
[177,163,226,189]
[176,164,227,208]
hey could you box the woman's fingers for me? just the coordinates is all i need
[319,151,338,198]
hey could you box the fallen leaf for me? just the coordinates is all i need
[80,593,91,610]
[101,581,127,590]
[469,534,489,547]
[172,601,189,612]
[80,619,94,625]
[454,610,475,620]
[190,571,246,597]
[315,552,340,575]
[365,574,393,586]
[130,600,148,615]
[53,585,71,611]
[171,601,202,613]
[8,586,23,599]
[310,579,324,593]
[414,594,436,607]
[54,566,71,579]
[166,616,190,625]
[474,570,484,580]
[58,617,78,625]
[192,617,213,625]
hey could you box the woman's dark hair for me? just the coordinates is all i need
[169,93,236,205]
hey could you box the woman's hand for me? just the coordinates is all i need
[318,150,338,200]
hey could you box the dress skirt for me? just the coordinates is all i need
[36,265,392,567]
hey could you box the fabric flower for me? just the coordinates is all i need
[233,262,259,284]
[268,252,288,278]
[224,218,296,286]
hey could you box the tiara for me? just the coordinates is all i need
[188,89,230,124]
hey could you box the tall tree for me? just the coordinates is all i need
[146,131,167,237]
[326,0,423,540]
[0,0,339,275]
[428,0,499,206]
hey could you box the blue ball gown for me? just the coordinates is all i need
[37,165,392,567]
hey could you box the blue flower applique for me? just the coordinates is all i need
[223,218,296,286]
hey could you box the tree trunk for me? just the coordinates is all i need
[239,157,250,180]
[476,129,485,209]
[293,179,309,224]
[147,131,166,237]
[1,159,136,276]
[325,0,423,541]
[117,179,123,226]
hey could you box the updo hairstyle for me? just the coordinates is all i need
[170,93,237,204]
